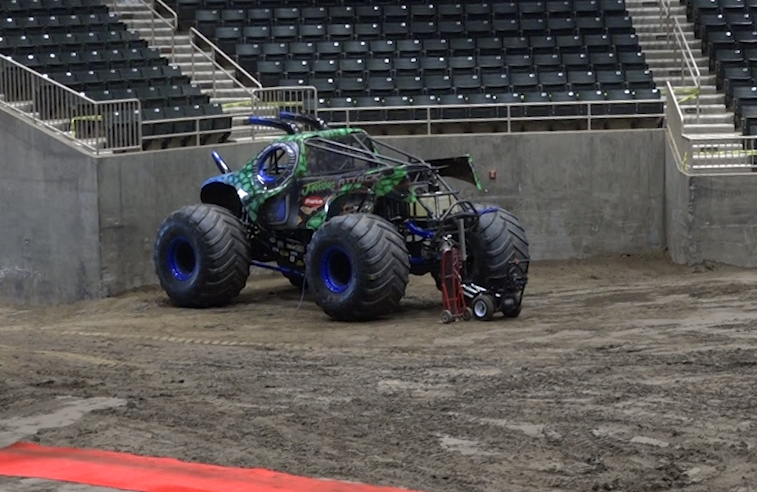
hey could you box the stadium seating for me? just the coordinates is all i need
[684,0,757,134]
[0,0,229,149]
[164,0,662,126]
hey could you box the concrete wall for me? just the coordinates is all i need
[0,106,100,305]
[663,140,757,269]
[688,172,757,268]
[663,138,693,265]
[0,118,669,304]
[379,130,667,260]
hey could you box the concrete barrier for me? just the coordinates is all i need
[0,110,671,304]
[379,130,666,260]
[664,142,757,268]
[0,106,100,304]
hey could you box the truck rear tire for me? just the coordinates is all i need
[469,204,530,317]
[154,204,251,308]
[305,214,410,321]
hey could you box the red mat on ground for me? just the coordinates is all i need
[0,442,426,492]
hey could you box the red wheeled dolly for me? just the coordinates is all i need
[439,239,473,324]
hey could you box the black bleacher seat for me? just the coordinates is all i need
[157,0,664,127]
[684,0,757,135]
[0,0,230,148]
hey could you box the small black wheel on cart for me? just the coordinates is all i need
[441,310,455,324]
[472,294,496,321]
[462,307,473,321]
[502,296,523,318]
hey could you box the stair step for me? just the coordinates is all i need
[685,123,739,134]
[156,44,196,55]
[191,79,239,90]
[636,31,697,43]
[640,39,703,51]
[646,57,710,67]
[123,24,174,36]
[657,75,717,85]
[210,87,255,97]
[684,114,734,124]
[112,9,153,19]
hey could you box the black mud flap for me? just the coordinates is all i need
[425,155,482,190]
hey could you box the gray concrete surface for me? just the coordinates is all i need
[688,172,757,268]
[663,140,757,269]
[663,138,693,266]
[0,107,101,305]
[380,130,667,260]
[0,115,671,304]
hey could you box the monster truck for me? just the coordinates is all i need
[153,112,529,322]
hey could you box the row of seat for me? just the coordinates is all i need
[247,53,648,79]
[142,103,231,150]
[0,30,147,55]
[10,47,167,71]
[200,18,636,46]
[272,69,656,97]
[0,13,124,34]
[684,0,757,134]
[317,88,663,122]
[1,0,108,14]
[172,0,630,18]
[232,34,644,62]
[0,0,232,145]
[197,3,631,28]
[46,65,191,91]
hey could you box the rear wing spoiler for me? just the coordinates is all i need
[426,155,483,190]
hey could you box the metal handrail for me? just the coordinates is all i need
[673,17,702,121]
[0,52,142,154]
[317,97,665,134]
[189,27,262,91]
[659,0,702,122]
[154,0,178,29]
[665,80,689,170]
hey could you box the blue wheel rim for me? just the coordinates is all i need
[320,246,352,294]
[167,236,197,282]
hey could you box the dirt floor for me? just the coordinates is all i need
[2,253,757,492]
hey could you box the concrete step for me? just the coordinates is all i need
[684,123,739,134]
[657,74,717,86]
[192,78,238,89]
[683,113,735,124]
[112,9,153,19]
[156,44,196,55]
[109,2,152,10]
[638,39,703,51]
[172,60,216,71]
[646,57,710,68]
[170,51,213,62]
[209,87,255,98]
[636,31,698,43]
[123,24,174,36]
[626,5,686,14]
[678,99,727,111]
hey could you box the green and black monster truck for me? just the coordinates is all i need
[153,112,529,322]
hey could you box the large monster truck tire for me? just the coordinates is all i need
[154,204,251,308]
[470,203,530,318]
[470,203,529,281]
[305,213,410,322]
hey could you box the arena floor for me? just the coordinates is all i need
[2,253,757,492]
